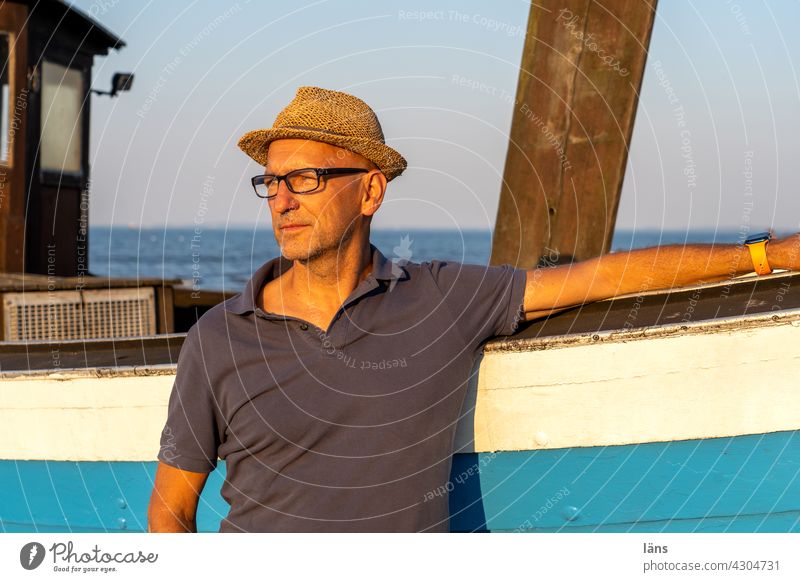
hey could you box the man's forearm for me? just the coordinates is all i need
[524,233,800,318]
[592,242,752,299]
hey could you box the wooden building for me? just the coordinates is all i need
[0,0,124,277]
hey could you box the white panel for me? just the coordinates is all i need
[456,318,800,452]
[0,371,174,461]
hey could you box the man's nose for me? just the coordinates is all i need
[269,180,299,213]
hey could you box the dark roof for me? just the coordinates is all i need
[14,0,125,54]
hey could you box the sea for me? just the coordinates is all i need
[88,227,761,292]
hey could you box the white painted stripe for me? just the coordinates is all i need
[456,317,800,452]
[0,374,174,461]
[2,316,799,461]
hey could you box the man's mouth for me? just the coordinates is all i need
[279,224,308,231]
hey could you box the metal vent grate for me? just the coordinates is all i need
[3,288,156,341]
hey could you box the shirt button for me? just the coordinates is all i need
[299,323,309,331]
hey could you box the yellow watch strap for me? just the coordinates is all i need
[747,240,772,275]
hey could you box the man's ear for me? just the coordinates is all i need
[362,170,387,218]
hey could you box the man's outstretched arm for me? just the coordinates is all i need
[523,233,800,321]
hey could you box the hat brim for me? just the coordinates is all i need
[237,128,407,181]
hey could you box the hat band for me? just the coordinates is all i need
[278,124,384,144]
[280,124,347,137]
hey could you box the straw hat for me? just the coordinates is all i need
[238,86,407,181]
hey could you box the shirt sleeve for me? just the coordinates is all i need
[426,260,528,345]
[157,324,223,473]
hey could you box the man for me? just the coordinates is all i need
[148,86,799,532]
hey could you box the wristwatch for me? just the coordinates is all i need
[744,231,773,275]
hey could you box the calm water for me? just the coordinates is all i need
[89,227,752,291]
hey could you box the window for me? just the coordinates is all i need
[0,33,10,164]
[41,60,84,173]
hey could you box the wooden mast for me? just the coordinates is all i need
[491,0,657,268]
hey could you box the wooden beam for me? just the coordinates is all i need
[491,0,657,268]
[0,3,29,273]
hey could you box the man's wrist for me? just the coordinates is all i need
[744,231,773,275]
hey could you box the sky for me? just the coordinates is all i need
[71,0,800,232]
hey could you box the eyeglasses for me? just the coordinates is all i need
[251,167,369,199]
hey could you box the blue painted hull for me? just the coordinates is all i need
[2,430,798,533]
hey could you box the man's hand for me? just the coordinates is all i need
[765,232,800,270]
[147,461,209,532]
[522,234,799,321]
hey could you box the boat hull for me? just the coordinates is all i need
[2,429,798,533]
[3,274,800,532]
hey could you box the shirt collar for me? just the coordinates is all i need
[223,243,407,316]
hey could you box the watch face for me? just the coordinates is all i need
[745,232,771,244]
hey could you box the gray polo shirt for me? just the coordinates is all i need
[158,243,527,532]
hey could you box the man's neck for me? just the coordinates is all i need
[279,236,374,315]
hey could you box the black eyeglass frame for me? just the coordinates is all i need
[251,167,370,199]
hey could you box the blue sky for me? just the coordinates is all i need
[73,0,800,232]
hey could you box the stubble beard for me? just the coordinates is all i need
[279,221,358,265]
